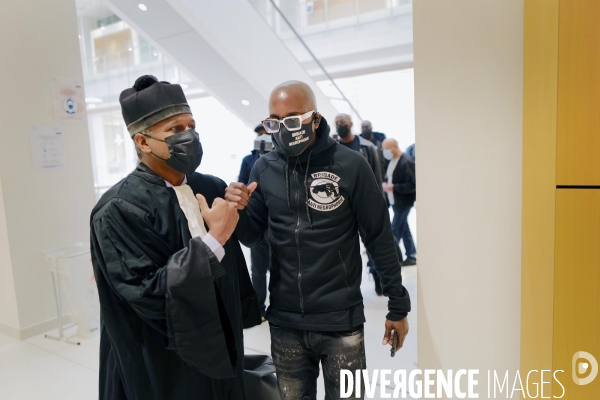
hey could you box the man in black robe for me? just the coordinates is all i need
[90,75,260,400]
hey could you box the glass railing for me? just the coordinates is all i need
[247,0,412,123]
[250,0,411,35]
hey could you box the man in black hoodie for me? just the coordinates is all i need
[228,81,410,399]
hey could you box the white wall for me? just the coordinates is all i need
[413,0,523,391]
[0,171,20,335]
[0,0,96,337]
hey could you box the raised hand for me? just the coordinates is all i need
[196,194,239,245]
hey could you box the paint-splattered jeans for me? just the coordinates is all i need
[269,323,366,400]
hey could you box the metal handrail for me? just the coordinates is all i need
[266,0,363,122]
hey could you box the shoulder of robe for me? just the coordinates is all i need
[91,197,149,227]
[91,173,154,221]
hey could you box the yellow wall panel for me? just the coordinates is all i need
[521,0,559,390]
[553,190,600,398]
[556,0,600,185]
[524,1,600,399]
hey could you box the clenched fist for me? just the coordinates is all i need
[196,194,239,246]
[224,182,258,210]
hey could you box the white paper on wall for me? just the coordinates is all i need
[51,77,86,122]
[30,125,66,171]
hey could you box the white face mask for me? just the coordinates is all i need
[383,149,394,160]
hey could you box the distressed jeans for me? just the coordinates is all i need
[269,323,366,400]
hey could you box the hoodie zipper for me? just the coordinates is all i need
[293,165,305,316]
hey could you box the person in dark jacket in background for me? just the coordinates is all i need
[226,81,410,400]
[361,120,386,148]
[336,113,386,294]
[238,124,272,318]
[382,138,417,266]
[361,120,388,183]
[238,124,268,185]
[335,113,382,188]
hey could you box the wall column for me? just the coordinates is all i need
[413,1,524,396]
[0,0,96,339]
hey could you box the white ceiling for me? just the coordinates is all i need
[105,0,339,127]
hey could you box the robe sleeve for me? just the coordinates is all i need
[91,198,234,379]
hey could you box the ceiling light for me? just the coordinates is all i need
[241,100,250,106]
[87,104,97,109]
[85,97,103,103]
[180,84,189,89]
[101,26,105,31]
[128,47,133,52]
[153,52,158,56]
[138,4,147,11]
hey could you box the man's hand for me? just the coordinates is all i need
[224,182,258,210]
[196,194,239,246]
[383,318,409,352]
[382,183,394,193]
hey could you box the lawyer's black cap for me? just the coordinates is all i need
[119,75,191,137]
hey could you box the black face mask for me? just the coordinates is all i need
[274,120,315,157]
[360,129,372,140]
[336,124,351,139]
[146,129,203,175]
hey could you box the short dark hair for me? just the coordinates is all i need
[254,124,266,134]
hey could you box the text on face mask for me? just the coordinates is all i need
[291,130,306,138]
[289,136,310,147]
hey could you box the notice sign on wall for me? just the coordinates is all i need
[30,125,66,171]
[52,77,86,122]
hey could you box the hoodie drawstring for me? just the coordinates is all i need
[304,150,314,229]
[285,157,291,212]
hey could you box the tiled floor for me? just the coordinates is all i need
[0,252,417,400]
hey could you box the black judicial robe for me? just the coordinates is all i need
[90,163,261,400]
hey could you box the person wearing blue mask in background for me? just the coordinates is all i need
[382,138,417,266]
